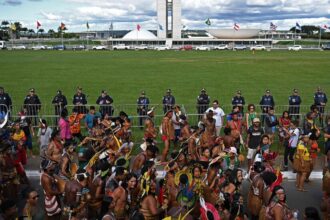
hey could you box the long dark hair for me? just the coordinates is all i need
[268,185,286,205]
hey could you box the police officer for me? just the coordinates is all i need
[314,86,327,126]
[288,89,302,121]
[52,90,68,124]
[96,90,114,116]
[23,88,41,126]
[259,89,275,126]
[232,90,245,113]
[0,86,12,114]
[73,86,87,114]
[196,88,210,120]
[162,89,175,114]
[137,90,150,128]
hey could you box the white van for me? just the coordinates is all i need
[0,41,7,49]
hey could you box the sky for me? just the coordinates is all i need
[0,0,329,32]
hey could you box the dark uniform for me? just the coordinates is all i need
[196,88,210,120]
[52,90,68,124]
[162,89,175,114]
[23,88,41,126]
[314,88,327,125]
[137,91,150,128]
[259,90,275,125]
[96,91,114,116]
[288,89,301,120]
[73,87,87,114]
[0,87,12,114]
[232,90,245,113]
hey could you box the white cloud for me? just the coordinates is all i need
[41,11,62,20]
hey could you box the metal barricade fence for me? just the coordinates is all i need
[5,103,330,129]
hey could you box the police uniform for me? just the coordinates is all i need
[0,88,12,114]
[288,92,301,119]
[232,93,245,113]
[259,91,275,125]
[52,91,68,116]
[23,89,41,125]
[73,92,87,114]
[96,92,114,116]
[137,93,150,127]
[314,91,328,113]
[197,90,210,118]
[162,90,175,114]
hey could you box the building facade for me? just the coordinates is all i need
[157,0,182,39]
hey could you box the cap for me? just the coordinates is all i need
[101,90,107,94]
[77,86,82,90]
[229,147,237,155]
[237,90,241,94]
[293,89,298,93]
[29,88,35,92]
[57,90,62,94]
[201,88,206,92]
[253,117,260,123]
[166,89,171,93]
[141,90,146,95]
[266,89,270,93]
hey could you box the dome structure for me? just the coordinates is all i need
[206,29,261,39]
[123,29,157,40]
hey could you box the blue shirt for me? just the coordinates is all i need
[85,112,101,129]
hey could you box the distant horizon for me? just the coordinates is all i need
[0,0,329,32]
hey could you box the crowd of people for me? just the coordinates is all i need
[0,85,329,220]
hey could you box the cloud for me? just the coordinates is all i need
[3,0,22,6]
[41,11,62,20]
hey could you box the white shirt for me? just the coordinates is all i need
[37,127,52,147]
[289,128,300,148]
[206,107,225,127]
[172,111,181,130]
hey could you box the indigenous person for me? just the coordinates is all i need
[232,90,245,114]
[264,107,278,144]
[59,142,78,181]
[0,86,12,114]
[58,109,71,145]
[206,100,226,137]
[40,159,62,220]
[73,86,87,114]
[197,88,210,120]
[52,90,67,124]
[19,110,34,158]
[259,89,275,126]
[69,108,84,142]
[226,111,243,153]
[37,119,52,157]
[265,186,294,220]
[131,144,158,177]
[288,89,301,121]
[46,128,63,163]
[246,118,264,169]
[85,106,102,134]
[278,111,291,146]
[96,90,114,117]
[162,89,175,114]
[172,105,182,148]
[137,90,150,128]
[246,104,257,129]
[161,110,174,162]
[0,200,18,220]
[23,88,41,126]
[294,134,311,192]
[283,121,300,171]
[22,188,44,220]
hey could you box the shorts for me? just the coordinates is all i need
[247,148,257,160]
[174,129,181,142]
[25,134,33,150]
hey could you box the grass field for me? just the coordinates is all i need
[1,50,329,154]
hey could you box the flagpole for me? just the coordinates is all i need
[61,31,64,46]
[318,26,321,49]
[87,25,89,51]
[294,27,296,46]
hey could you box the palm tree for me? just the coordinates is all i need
[48,29,55,38]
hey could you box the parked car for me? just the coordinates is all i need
[92,45,107,50]
[154,45,170,51]
[134,44,148,50]
[213,44,228,50]
[288,45,302,51]
[46,46,54,50]
[233,45,247,50]
[0,41,7,49]
[322,43,330,50]
[31,45,46,50]
[250,45,266,51]
[113,44,130,50]
[195,45,211,51]
[72,45,86,50]
[53,45,66,50]
[12,45,26,50]
[180,45,193,51]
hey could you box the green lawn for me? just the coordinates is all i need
[0,50,329,154]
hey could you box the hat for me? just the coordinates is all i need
[166,89,171,93]
[141,90,146,95]
[174,169,192,186]
[115,157,129,169]
[101,90,107,94]
[237,90,241,94]
[77,86,82,90]
[29,88,35,92]
[293,88,298,93]
[266,89,270,93]
[229,147,237,155]
[57,90,62,94]
[253,117,260,123]
[201,88,206,92]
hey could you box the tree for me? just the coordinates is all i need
[48,29,55,37]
